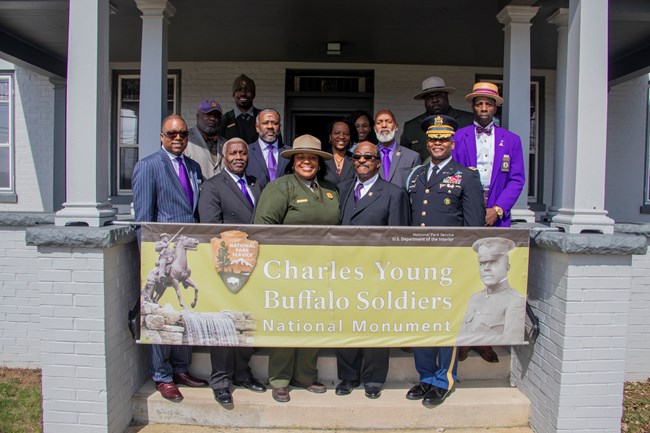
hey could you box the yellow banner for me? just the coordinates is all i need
[138,223,529,348]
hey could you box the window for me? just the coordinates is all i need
[641,78,650,214]
[0,74,14,200]
[112,71,179,198]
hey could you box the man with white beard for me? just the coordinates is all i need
[374,110,422,188]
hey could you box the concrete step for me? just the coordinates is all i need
[189,346,512,383]
[132,379,530,430]
[127,425,535,433]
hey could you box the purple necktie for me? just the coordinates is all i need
[266,145,277,181]
[354,183,363,202]
[381,147,391,180]
[238,178,255,208]
[177,157,193,206]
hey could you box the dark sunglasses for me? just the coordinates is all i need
[352,153,379,160]
[163,130,189,139]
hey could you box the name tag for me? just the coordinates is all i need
[296,199,308,203]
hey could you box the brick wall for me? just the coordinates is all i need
[512,247,631,432]
[37,239,145,433]
[0,227,41,367]
[627,240,650,380]
[605,75,649,224]
[0,66,55,212]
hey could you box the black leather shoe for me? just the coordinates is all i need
[213,387,232,405]
[422,386,452,407]
[335,379,360,396]
[272,387,290,403]
[406,382,431,400]
[364,385,382,399]
[233,377,267,393]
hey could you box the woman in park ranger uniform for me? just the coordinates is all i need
[253,134,340,403]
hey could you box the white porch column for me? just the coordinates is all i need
[49,77,66,213]
[551,0,615,234]
[497,5,538,223]
[134,0,175,159]
[55,0,117,227]
[546,8,569,219]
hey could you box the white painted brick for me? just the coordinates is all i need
[39,270,72,282]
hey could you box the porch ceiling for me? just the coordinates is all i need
[0,0,648,82]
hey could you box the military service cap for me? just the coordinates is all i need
[472,237,515,261]
[420,115,459,139]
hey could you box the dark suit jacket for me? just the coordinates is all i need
[378,142,422,189]
[197,170,262,224]
[219,107,261,144]
[338,177,410,226]
[400,107,475,161]
[324,155,355,186]
[132,148,203,223]
[407,159,485,227]
[245,140,291,188]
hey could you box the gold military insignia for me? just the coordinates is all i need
[444,198,451,205]
[326,192,334,200]
[434,116,444,125]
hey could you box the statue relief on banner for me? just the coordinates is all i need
[137,223,531,349]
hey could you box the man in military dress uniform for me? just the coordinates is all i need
[458,237,526,346]
[405,114,484,408]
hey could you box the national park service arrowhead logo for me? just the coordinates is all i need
[211,230,258,293]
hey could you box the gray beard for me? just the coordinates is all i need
[376,129,396,143]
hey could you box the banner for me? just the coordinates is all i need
[138,223,530,348]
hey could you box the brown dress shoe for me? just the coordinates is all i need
[290,380,327,394]
[272,387,290,403]
[156,382,183,402]
[476,346,499,363]
[458,347,470,361]
[173,372,209,387]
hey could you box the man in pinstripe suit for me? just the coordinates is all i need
[132,114,209,402]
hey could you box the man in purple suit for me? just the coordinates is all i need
[452,82,525,364]
[452,82,525,228]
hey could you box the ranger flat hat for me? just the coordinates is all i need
[465,82,504,106]
[413,76,456,100]
[420,115,459,139]
[472,237,515,261]
[281,134,332,160]
[232,74,256,94]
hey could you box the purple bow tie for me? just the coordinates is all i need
[475,126,493,136]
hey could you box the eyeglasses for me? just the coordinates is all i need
[162,130,189,139]
[352,153,379,161]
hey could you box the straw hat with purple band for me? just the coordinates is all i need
[197,99,223,114]
[472,237,515,261]
[281,134,332,160]
[413,76,456,100]
[465,82,504,106]
[420,115,459,139]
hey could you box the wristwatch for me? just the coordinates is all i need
[493,205,504,219]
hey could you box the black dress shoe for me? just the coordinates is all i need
[213,387,232,405]
[335,379,360,396]
[364,385,382,399]
[233,377,267,393]
[406,382,431,400]
[422,386,452,407]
